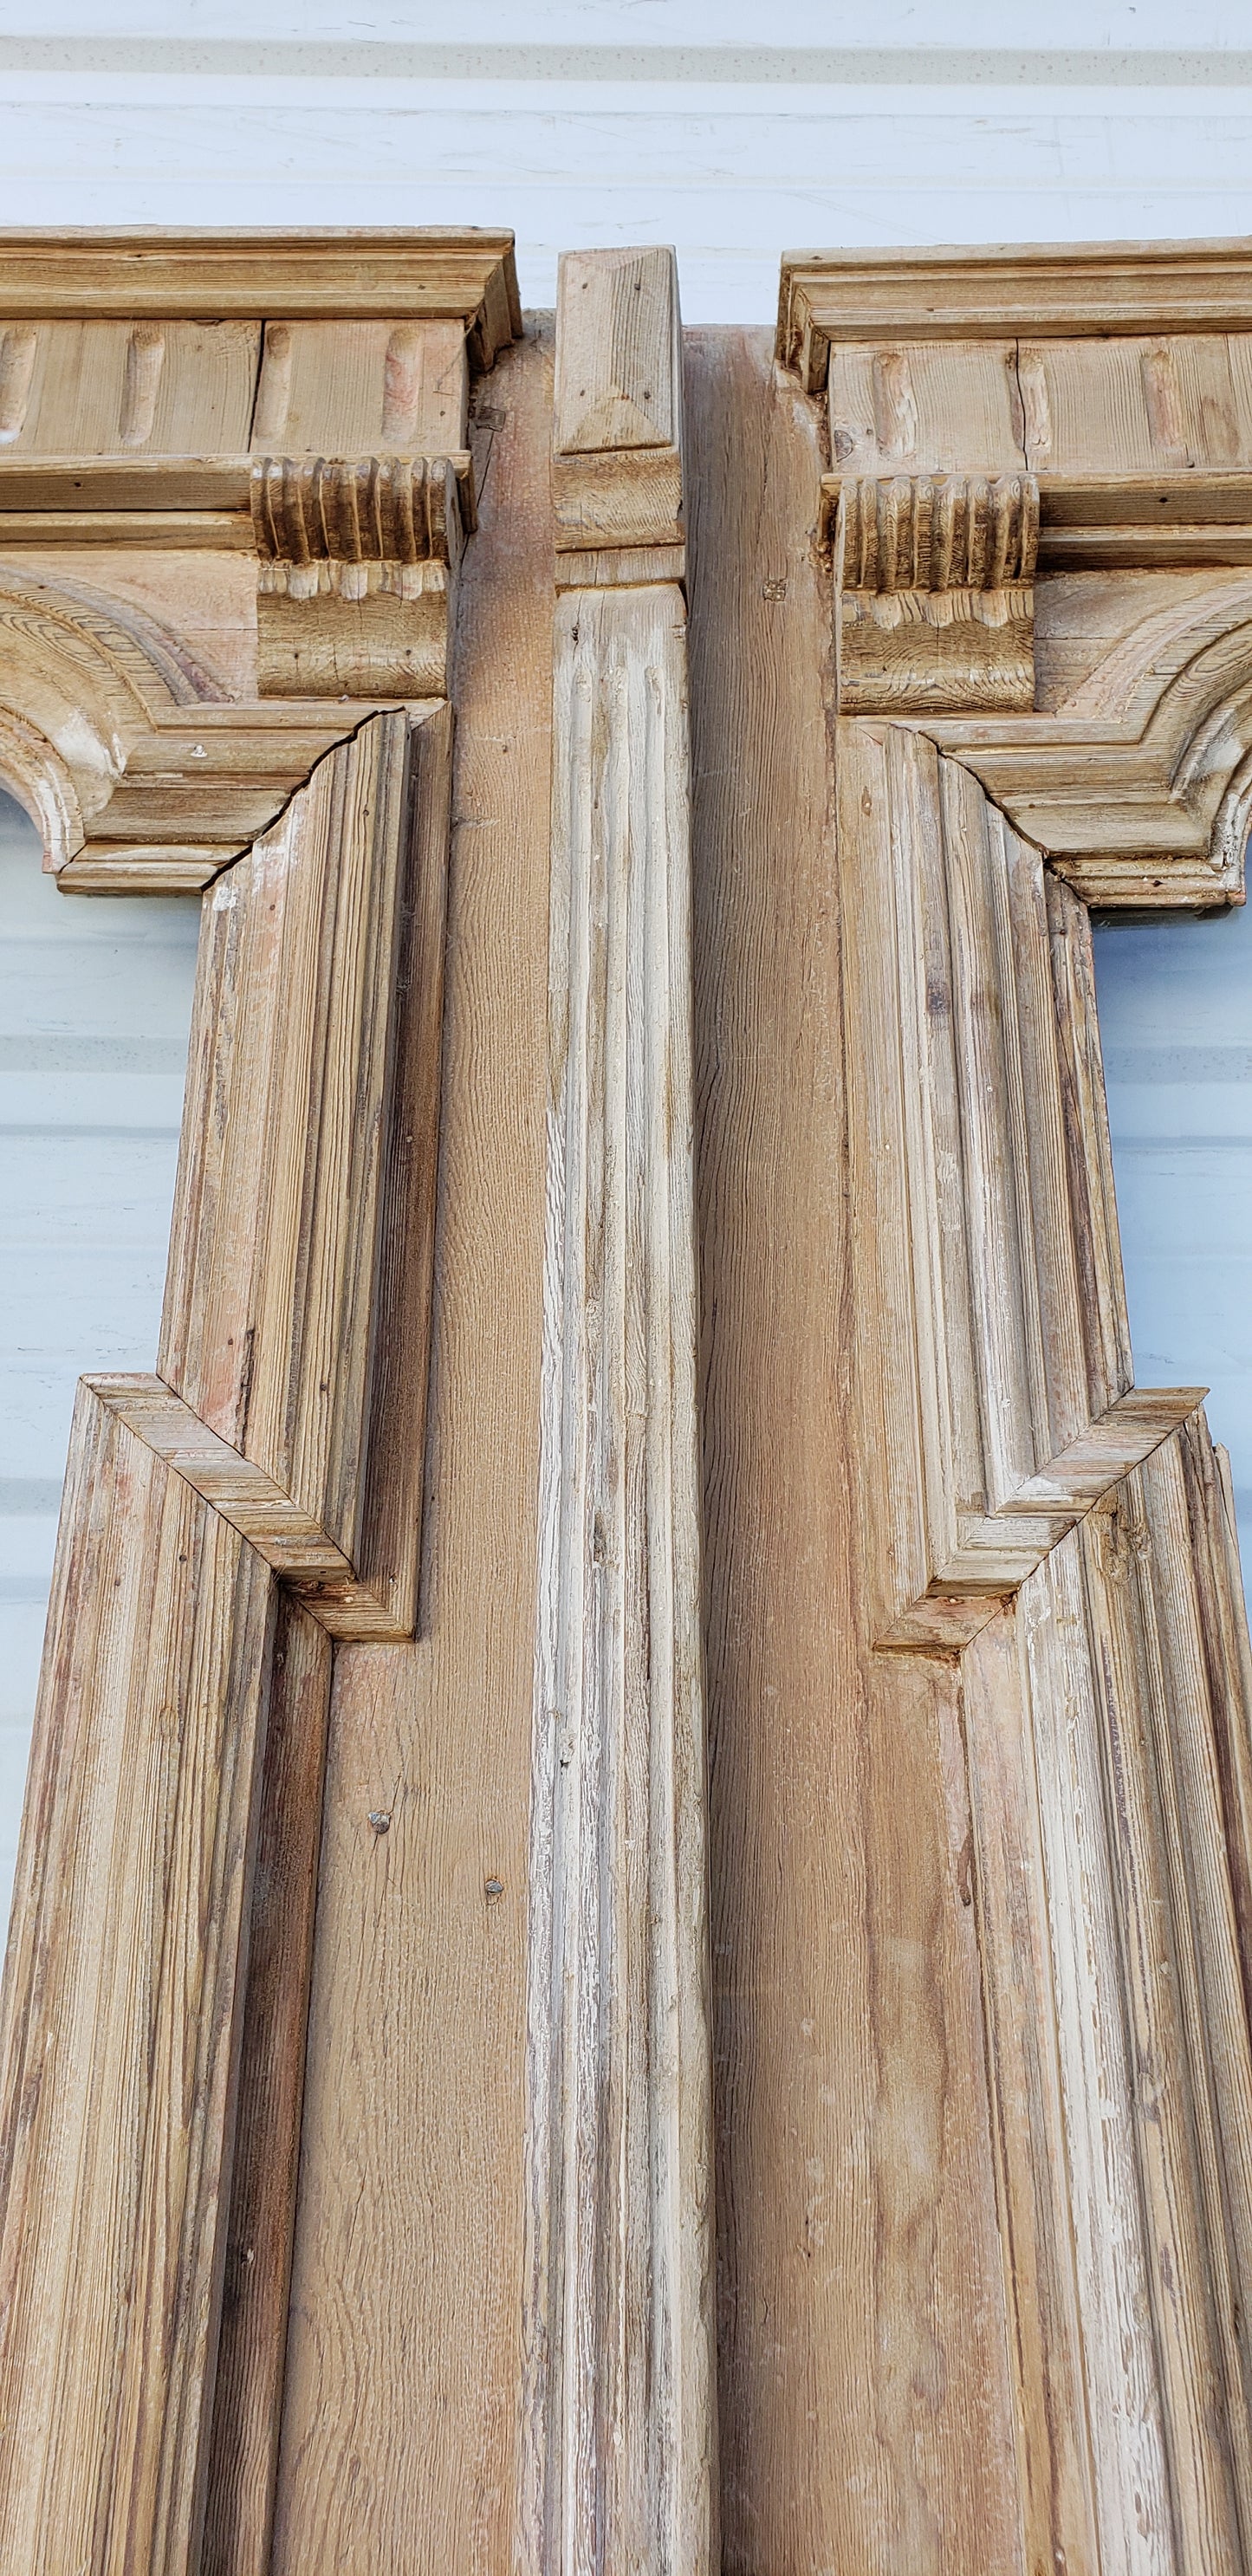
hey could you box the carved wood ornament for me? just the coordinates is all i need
[3,222,1252,2576]
[0,229,520,2573]
[781,240,1252,2574]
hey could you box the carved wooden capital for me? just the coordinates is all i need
[550,245,684,581]
[250,456,464,697]
[835,470,1038,712]
[250,452,462,568]
[840,470,1039,593]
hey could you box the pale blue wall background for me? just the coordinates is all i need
[1095,902,1252,1573]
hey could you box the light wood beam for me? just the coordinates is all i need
[519,248,717,2576]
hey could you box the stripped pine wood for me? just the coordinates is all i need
[201,1593,333,2576]
[269,320,555,2576]
[782,243,1252,2571]
[522,580,715,2576]
[0,230,522,364]
[159,710,434,1634]
[0,1381,282,2575]
[517,247,717,2576]
[0,319,260,456]
[686,323,1022,2576]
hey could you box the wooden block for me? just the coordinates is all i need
[251,319,468,457]
[551,443,682,549]
[256,564,452,698]
[554,245,678,453]
[0,319,260,455]
[840,585,1035,712]
[552,247,683,555]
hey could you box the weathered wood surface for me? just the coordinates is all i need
[0,230,522,362]
[522,576,715,2576]
[201,1593,333,2576]
[0,1381,283,2575]
[515,247,716,2576]
[968,1411,1252,2576]
[552,245,684,555]
[267,320,554,2576]
[159,709,442,1638]
[838,717,1208,1630]
[686,326,1021,2574]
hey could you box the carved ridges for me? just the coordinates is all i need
[250,453,457,566]
[840,473,1039,594]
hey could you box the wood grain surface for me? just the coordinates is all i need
[201,1593,334,2576]
[521,570,715,2574]
[0,1382,277,2575]
[268,321,555,2576]
[159,710,436,1635]
[686,327,1020,2574]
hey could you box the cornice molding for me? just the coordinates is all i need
[779,237,1252,392]
[923,580,1252,905]
[0,228,522,367]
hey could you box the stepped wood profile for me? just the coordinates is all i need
[0,224,1251,2576]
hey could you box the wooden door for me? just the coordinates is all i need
[2,230,1252,2576]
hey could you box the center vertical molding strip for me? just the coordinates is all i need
[520,249,717,2575]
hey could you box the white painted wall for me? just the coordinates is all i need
[0,1,1250,1917]
[0,794,199,1924]
[2,3,1252,319]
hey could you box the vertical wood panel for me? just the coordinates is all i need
[159,710,418,1574]
[0,1384,277,2575]
[201,1593,333,2576]
[269,322,554,2576]
[686,326,1021,2576]
[520,577,715,2576]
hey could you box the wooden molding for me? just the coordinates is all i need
[0,563,447,883]
[0,1379,287,2573]
[520,247,716,2576]
[0,702,451,2566]
[925,578,1252,906]
[779,237,1252,391]
[837,471,1037,712]
[0,227,522,366]
[840,717,1209,1644]
[551,246,685,569]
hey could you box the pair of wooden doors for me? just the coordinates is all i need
[1,228,1252,2575]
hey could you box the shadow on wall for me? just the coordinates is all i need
[1094,891,1252,1573]
[0,789,199,1929]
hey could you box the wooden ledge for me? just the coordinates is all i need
[0,449,477,545]
[823,469,1252,570]
[0,227,522,365]
[780,236,1252,391]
